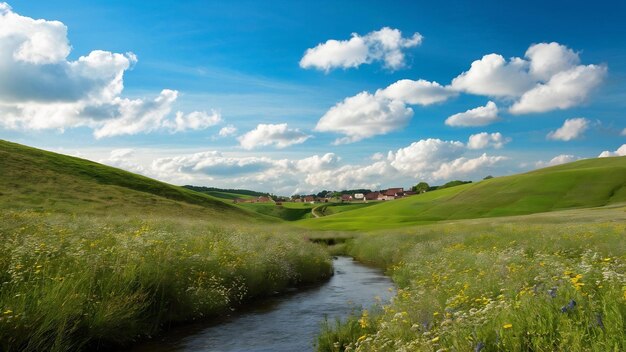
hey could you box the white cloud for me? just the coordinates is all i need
[449,42,605,114]
[451,54,533,97]
[526,42,580,81]
[163,110,222,133]
[509,64,606,114]
[377,79,457,105]
[467,132,510,149]
[99,148,146,174]
[315,91,413,144]
[547,117,589,141]
[535,154,578,168]
[432,153,508,180]
[0,4,219,137]
[598,144,626,158]
[295,153,340,172]
[238,123,311,149]
[300,27,422,71]
[445,101,500,127]
[387,138,466,177]
[218,124,238,137]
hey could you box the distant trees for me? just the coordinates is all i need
[439,180,472,189]
[483,175,494,180]
[412,182,430,193]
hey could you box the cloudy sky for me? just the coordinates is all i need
[1,1,625,194]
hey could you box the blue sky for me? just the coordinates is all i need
[1,1,625,194]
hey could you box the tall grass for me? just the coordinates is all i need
[0,211,332,351]
[318,221,626,351]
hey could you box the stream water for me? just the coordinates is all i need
[130,256,394,352]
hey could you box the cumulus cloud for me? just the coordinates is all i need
[218,125,237,137]
[377,79,457,105]
[432,153,508,180]
[300,27,422,71]
[87,136,508,194]
[451,54,533,97]
[535,154,579,168]
[295,153,340,172]
[315,91,413,144]
[450,42,606,114]
[162,110,222,133]
[387,138,466,177]
[467,132,510,149]
[238,123,311,149]
[547,117,589,141]
[99,148,146,174]
[0,4,219,137]
[509,64,606,114]
[598,144,626,158]
[445,101,500,127]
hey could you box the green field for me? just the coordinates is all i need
[2,140,626,352]
[301,157,626,231]
[317,207,626,351]
[0,140,332,351]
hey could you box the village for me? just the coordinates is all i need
[233,187,418,204]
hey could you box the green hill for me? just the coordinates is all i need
[300,156,626,231]
[0,140,262,220]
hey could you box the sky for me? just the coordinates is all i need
[1,0,625,195]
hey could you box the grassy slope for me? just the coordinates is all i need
[203,190,256,200]
[0,140,333,351]
[237,202,316,221]
[301,156,626,231]
[0,140,264,221]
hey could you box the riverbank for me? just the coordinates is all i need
[0,211,333,352]
[129,256,393,352]
[317,214,626,351]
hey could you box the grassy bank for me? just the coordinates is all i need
[317,207,626,351]
[0,211,332,351]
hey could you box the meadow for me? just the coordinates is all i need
[316,206,626,351]
[0,211,332,351]
[0,141,333,351]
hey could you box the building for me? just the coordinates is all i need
[304,195,315,203]
[341,194,352,202]
[365,192,380,201]
[353,193,365,200]
[256,196,272,203]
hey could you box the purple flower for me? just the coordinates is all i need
[474,341,485,352]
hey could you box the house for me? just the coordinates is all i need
[353,193,365,200]
[304,195,315,203]
[341,194,352,202]
[256,196,272,203]
[380,188,404,200]
[404,191,417,196]
[365,192,380,201]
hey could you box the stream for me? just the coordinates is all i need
[130,256,394,352]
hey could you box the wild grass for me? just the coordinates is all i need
[0,211,332,351]
[317,212,626,351]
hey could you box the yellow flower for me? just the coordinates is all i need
[503,323,513,329]
[431,336,440,343]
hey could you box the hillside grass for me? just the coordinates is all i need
[317,206,626,351]
[0,140,333,351]
[201,190,256,200]
[302,157,626,231]
[0,140,262,220]
[236,202,317,221]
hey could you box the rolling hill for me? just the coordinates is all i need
[300,156,626,230]
[0,140,264,221]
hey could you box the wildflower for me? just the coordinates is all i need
[503,323,513,329]
[547,287,557,298]
[474,341,485,352]
[568,299,576,310]
[431,336,440,343]
[595,313,605,330]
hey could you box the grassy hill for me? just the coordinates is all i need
[0,140,332,351]
[0,140,263,220]
[301,156,626,231]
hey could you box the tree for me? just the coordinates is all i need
[412,182,430,193]
[483,175,494,180]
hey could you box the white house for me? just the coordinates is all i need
[353,193,365,200]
